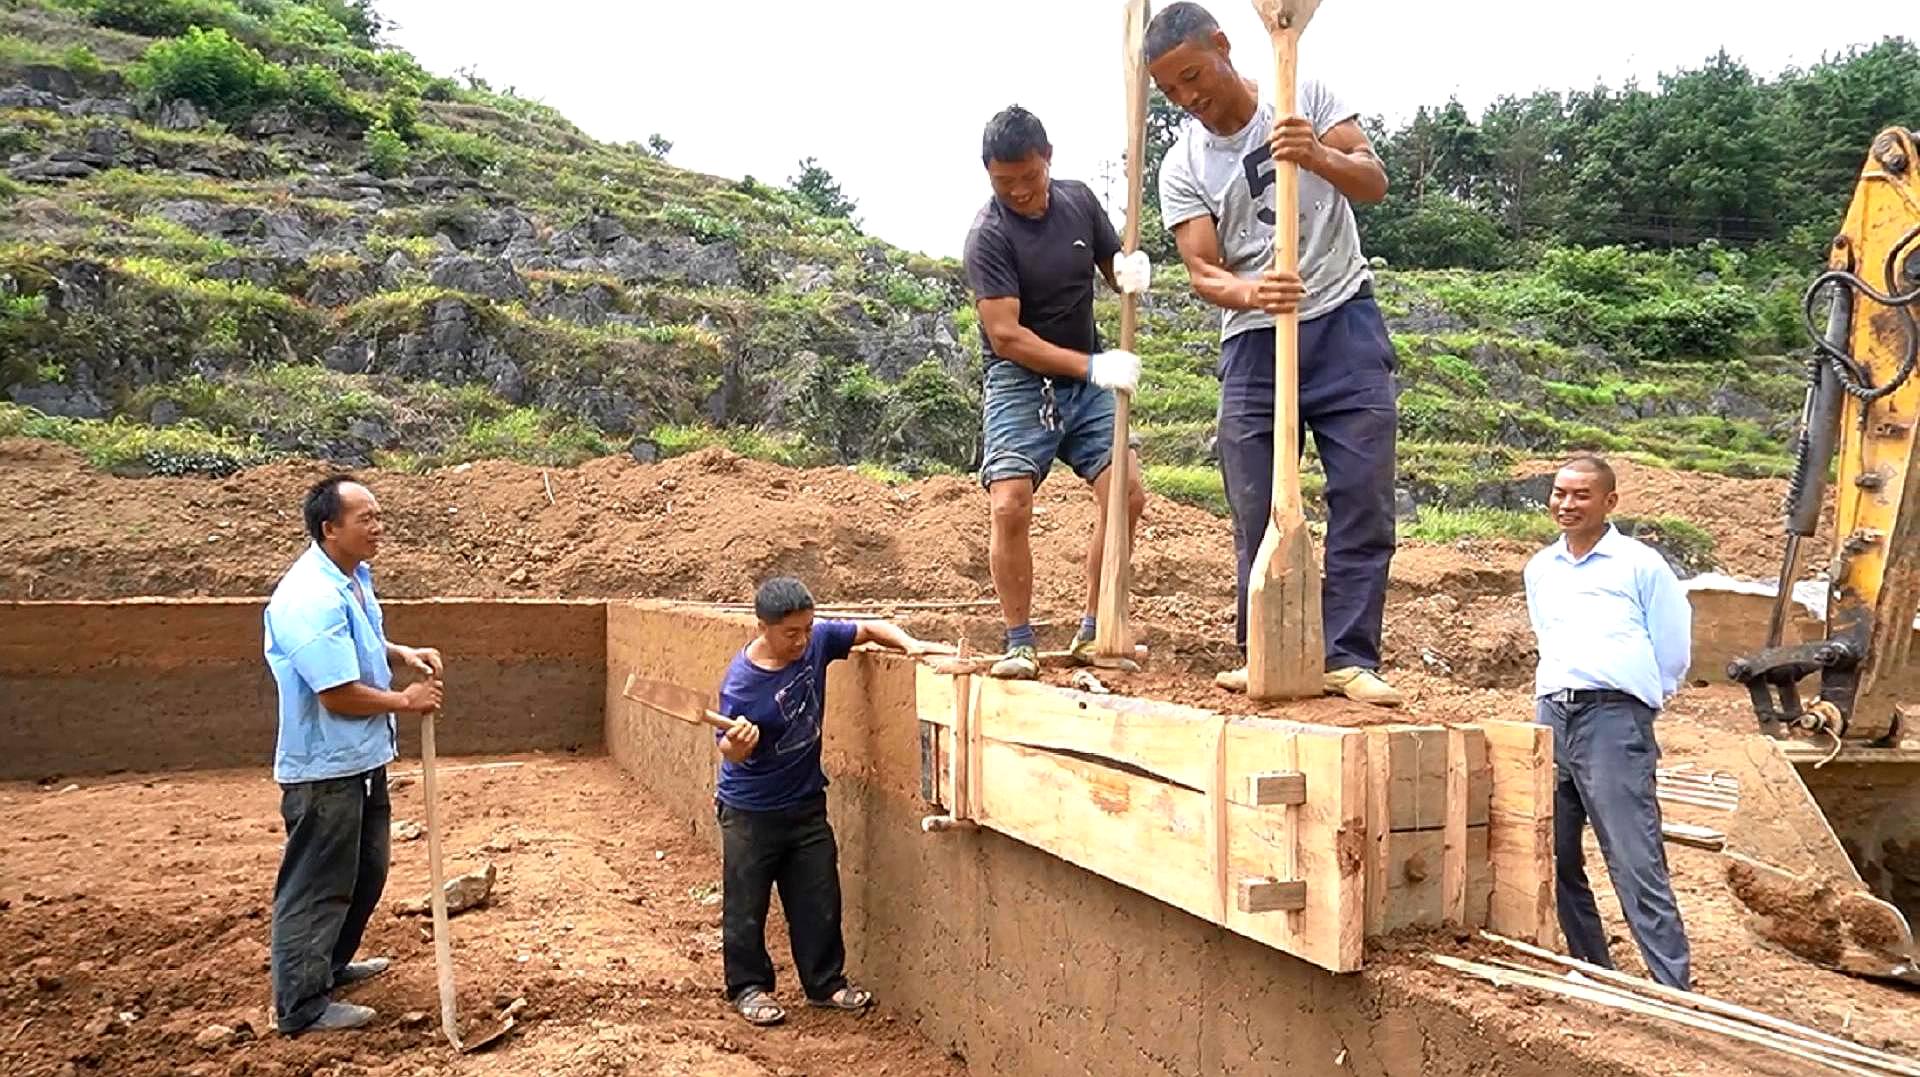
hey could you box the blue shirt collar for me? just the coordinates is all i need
[302,541,370,592]
[1552,524,1621,565]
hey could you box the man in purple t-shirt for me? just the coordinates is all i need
[713,576,946,1027]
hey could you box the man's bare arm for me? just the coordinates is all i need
[319,679,442,717]
[1275,117,1388,205]
[977,297,1093,380]
[1171,217,1305,315]
[853,620,954,657]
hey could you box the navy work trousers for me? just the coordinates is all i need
[1216,292,1398,670]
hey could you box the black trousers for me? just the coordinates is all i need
[270,767,391,1033]
[718,795,848,1002]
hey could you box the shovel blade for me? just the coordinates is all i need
[1246,518,1323,700]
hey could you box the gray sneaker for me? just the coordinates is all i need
[334,957,391,988]
[990,644,1039,679]
[306,1001,376,1032]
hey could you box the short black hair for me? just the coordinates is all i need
[1145,1,1221,62]
[1560,454,1617,494]
[303,473,361,545]
[982,105,1050,167]
[754,576,816,623]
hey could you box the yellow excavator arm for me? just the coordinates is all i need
[1730,126,1920,744]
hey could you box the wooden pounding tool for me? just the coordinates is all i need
[1094,0,1153,662]
[621,672,735,732]
[1246,0,1326,701]
[420,712,513,1053]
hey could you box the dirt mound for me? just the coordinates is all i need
[1515,457,1826,579]
[0,439,1814,684]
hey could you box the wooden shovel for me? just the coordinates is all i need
[621,672,734,732]
[1093,0,1153,661]
[420,712,514,1053]
[1245,0,1326,700]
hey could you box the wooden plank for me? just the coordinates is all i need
[1365,727,1391,935]
[1238,878,1307,912]
[1379,830,1446,933]
[969,676,1222,791]
[1444,727,1470,924]
[1229,727,1367,972]
[1488,814,1557,944]
[917,667,1370,972]
[1247,771,1307,805]
[1367,725,1452,832]
[1482,719,1557,944]
[1483,718,1554,819]
[1466,825,1492,927]
[975,737,1217,925]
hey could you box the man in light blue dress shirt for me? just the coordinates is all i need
[1523,455,1693,990]
[265,475,445,1034]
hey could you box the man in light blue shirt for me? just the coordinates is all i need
[1523,455,1692,989]
[265,475,444,1035]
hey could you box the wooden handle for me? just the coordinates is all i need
[420,714,466,1051]
[1095,0,1151,657]
[1270,28,1304,524]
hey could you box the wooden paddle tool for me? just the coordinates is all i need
[1093,0,1153,665]
[620,672,735,732]
[1245,0,1326,701]
[420,712,515,1053]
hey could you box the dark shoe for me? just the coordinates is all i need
[333,957,391,989]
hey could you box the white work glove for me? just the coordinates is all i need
[1114,250,1152,295]
[1087,349,1141,395]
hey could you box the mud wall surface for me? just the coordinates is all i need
[606,601,1660,1077]
[0,599,604,780]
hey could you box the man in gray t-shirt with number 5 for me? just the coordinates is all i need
[1147,1,1402,706]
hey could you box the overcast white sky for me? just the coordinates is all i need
[378,0,1907,259]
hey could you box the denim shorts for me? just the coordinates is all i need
[978,360,1117,489]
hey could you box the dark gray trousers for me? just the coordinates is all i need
[270,766,391,1033]
[1536,696,1691,989]
[1217,293,1399,670]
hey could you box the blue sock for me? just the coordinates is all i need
[1078,614,1097,638]
[1007,623,1036,650]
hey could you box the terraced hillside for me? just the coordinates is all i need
[2,0,1815,547]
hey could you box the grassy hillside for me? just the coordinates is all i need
[0,0,1814,545]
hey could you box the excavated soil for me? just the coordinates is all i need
[0,440,1785,695]
[0,757,964,1077]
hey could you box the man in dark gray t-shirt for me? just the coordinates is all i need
[962,105,1150,680]
[1147,1,1403,707]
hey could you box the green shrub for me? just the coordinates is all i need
[129,27,288,119]
[418,124,502,176]
[383,93,419,141]
[365,120,407,177]
[0,403,266,476]
[286,62,370,130]
[649,423,817,467]
[80,0,242,38]
[1402,506,1558,545]
[1143,464,1228,515]
[59,44,106,79]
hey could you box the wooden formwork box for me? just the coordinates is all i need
[914,666,1557,973]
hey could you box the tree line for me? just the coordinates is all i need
[1135,37,1920,271]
